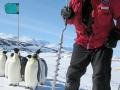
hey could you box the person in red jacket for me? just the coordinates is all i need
[61,0,120,90]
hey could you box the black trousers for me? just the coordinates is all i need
[65,43,113,90]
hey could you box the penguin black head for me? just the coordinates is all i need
[11,53,14,57]
[32,54,38,60]
[13,48,19,54]
[27,55,32,59]
[36,49,42,54]
[3,51,7,54]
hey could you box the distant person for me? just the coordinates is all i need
[61,0,120,90]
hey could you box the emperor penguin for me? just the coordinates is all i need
[0,50,7,77]
[5,53,14,78]
[8,48,22,86]
[39,58,48,85]
[35,49,47,85]
[25,54,38,90]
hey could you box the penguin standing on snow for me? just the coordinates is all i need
[0,50,7,77]
[8,48,21,86]
[25,54,39,90]
[35,49,48,85]
[25,49,48,90]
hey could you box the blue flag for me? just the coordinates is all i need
[5,3,19,14]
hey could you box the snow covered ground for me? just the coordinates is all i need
[0,52,120,90]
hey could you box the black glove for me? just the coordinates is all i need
[105,27,120,48]
[112,28,120,40]
[61,6,74,20]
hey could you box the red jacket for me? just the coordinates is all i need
[67,0,120,49]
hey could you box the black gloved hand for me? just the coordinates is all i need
[105,27,120,48]
[61,6,74,20]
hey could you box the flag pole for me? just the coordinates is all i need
[17,13,19,48]
[4,3,20,48]
[17,3,19,48]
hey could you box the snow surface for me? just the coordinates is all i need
[0,32,120,90]
[0,52,120,90]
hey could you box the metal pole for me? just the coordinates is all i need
[52,23,67,90]
[66,0,69,7]
[17,14,19,48]
[17,3,19,48]
[52,0,69,89]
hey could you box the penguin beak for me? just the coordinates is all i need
[36,49,42,54]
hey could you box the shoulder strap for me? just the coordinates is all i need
[82,0,92,26]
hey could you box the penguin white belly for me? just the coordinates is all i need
[25,61,38,89]
[8,60,21,85]
[5,58,10,78]
[0,55,6,76]
[39,60,46,84]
